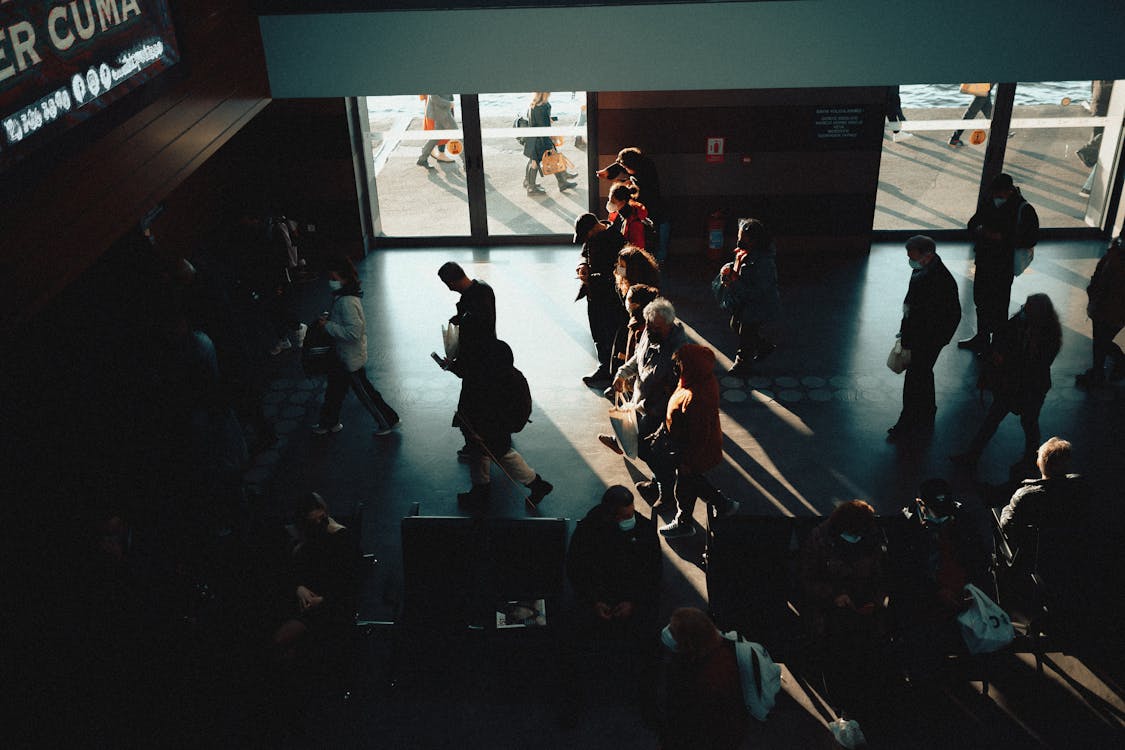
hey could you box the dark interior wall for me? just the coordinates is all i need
[0,0,271,336]
[596,88,887,256]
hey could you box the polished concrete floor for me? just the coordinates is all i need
[246,239,1125,747]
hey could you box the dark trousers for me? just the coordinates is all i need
[968,394,1045,462]
[589,298,625,373]
[319,360,398,428]
[1092,319,1125,374]
[673,470,729,518]
[972,267,1013,341]
[733,317,771,360]
[952,94,993,140]
[899,345,941,426]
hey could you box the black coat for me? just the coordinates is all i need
[968,189,1039,278]
[988,310,1060,413]
[566,505,661,610]
[626,154,667,222]
[900,255,961,351]
[523,102,555,161]
[451,279,497,365]
[455,338,518,456]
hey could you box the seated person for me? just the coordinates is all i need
[273,492,360,662]
[894,479,991,673]
[566,485,661,642]
[1000,436,1090,553]
[657,607,748,750]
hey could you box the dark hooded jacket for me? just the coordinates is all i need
[665,344,722,473]
[455,338,519,456]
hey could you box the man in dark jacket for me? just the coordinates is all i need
[566,485,662,641]
[574,213,627,386]
[438,261,496,363]
[1000,437,1090,549]
[958,173,1038,353]
[888,235,962,441]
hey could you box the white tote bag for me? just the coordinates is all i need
[723,631,782,721]
[442,322,460,360]
[956,583,1015,654]
[607,392,639,459]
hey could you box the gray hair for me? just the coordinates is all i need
[643,297,676,325]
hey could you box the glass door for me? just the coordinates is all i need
[353,92,589,242]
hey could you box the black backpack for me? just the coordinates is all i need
[505,366,533,433]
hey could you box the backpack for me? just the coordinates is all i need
[722,631,782,721]
[505,366,533,433]
[514,111,530,145]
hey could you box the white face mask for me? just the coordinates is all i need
[328,279,343,291]
[605,201,617,214]
[993,197,1005,207]
[618,515,637,532]
[908,259,923,270]
[661,625,679,652]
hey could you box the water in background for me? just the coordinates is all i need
[901,81,1092,108]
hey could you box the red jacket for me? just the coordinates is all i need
[610,201,649,249]
[666,344,722,473]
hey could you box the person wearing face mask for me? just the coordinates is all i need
[312,256,400,436]
[273,492,360,663]
[958,173,1039,354]
[602,298,688,505]
[573,212,627,386]
[603,248,662,399]
[887,235,961,442]
[892,479,989,677]
[951,293,1061,476]
[605,181,649,249]
[657,607,748,750]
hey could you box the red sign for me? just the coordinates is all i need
[706,136,725,163]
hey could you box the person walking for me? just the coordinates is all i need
[887,235,961,442]
[523,92,577,196]
[958,173,1039,353]
[1076,236,1125,387]
[711,218,780,377]
[952,293,1062,475]
[312,256,400,436]
[949,83,993,148]
[417,94,458,168]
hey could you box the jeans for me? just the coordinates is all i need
[952,94,993,141]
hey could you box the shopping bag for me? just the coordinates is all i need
[607,392,639,459]
[956,583,1014,654]
[722,631,782,721]
[540,149,570,176]
[442,322,460,360]
[960,83,991,97]
[886,340,911,374]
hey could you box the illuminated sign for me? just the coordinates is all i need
[0,0,180,170]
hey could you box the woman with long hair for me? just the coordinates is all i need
[312,256,400,436]
[522,92,577,196]
[952,293,1062,474]
[606,181,649,249]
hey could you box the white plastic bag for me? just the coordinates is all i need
[956,583,1014,654]
[607,392,639,459]
[829,717,867,749]
[442,322,460,360]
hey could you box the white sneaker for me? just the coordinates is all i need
[433,152,455,163]
[893,131,914,142]
[373,419,401,437]
[294,323,308,347]
[659,517,696,538]
[312,422,343,435]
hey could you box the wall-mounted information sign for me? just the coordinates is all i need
[814,107,864,140]
[0,0,180,171]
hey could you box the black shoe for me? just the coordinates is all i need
[728,358,753,378]
[583,367,611,386]
[957,335,985,352]
[635,480,661,504]
[527,186,547,196]
[457,484,490,507]
[948,138,964,148]
[753,342,777,362]
[565,171,580,179]
[416,157,434,169]
[558,181,578,192]
[525,475,553,508]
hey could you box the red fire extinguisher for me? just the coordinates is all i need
[706,209,727,261]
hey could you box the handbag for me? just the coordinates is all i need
[301,321,335,377]
[442,322,460,360]
[540,149,572,176]
[960,83,991,97]
[956,583,1015,654]
[886,339,911,374]
[722,631,782,721]
[607,392,639,459]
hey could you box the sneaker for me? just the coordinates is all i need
[294,323,308,347]
[373,419,401,437]
[893,131,914,142]
[270,338,292,356]
[598,433,624,455]
[948,138,964,148]
[416,157,434,169]
[717,499,741,519]
[312,422,343,435]
[728,358,753,378]
[659,517,696,538]
[527,186,547,196]
[433,153,455,163]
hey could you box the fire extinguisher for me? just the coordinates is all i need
[706,209,727,261]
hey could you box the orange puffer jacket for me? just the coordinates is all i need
[665,344,722,473]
